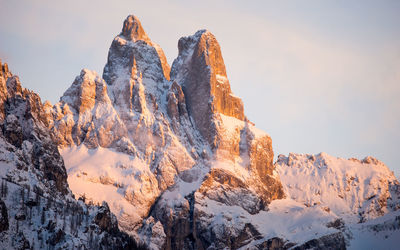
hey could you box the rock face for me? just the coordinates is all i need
[170,30,244,147]
[48,69,127,150]
[0,61,137,249]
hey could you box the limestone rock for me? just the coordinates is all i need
[171,30,244,146]
[49,69,127,149]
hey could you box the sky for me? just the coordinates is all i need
[1,0,399,176]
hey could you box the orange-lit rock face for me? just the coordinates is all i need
[195,32,244,120]
[171,30,244,148]
[48,69,127,149]
[121,15,150,43]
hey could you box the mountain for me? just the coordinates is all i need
[0,60,136,249]
[1,14,399,249]
[44,15,284,247]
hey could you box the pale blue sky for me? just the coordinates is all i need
[1,0,399,176]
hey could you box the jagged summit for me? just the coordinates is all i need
[171,28,245,148]
[104,14,170,85]
[121,14,151,43]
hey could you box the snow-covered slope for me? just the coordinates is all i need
[276,153,400,223]
[347,209,400,250]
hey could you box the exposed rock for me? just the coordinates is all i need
[4,114,23,148]
[2,11,400,250]
[47,229,65,246]
[49,69,127,149]
[6,75,22,98]
[167,81,188,122]
[121,14,151,43]
[198,169,264,214]
[171,30,244,147]
[255,237,295,250]
[0,200,8,232]
[0,65,69,195]
[292,232,346,250]
[94,201,119,234]
[138,216,167,250]
[48,16,285,244]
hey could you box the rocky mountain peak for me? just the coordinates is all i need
[121,14,150,43]
[0,60,11,78]
[104,14,170,90]
[171,29,245,147]
[0,60,10,108]
[60,69,110,113]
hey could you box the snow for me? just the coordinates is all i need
[216,74,228,84]
[219,113,270,139]
[255,198,337,243]
[211,160,251,182]
[196,196,338,246]
[347,209,400,250]
[61,145,158,228]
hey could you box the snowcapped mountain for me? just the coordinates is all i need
[1,14,399,250]
[44,15,284,245]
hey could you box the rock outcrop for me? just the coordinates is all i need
[47,69,127,150]
[170,30,244,147]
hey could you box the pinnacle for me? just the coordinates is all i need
[121,14,150,42]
